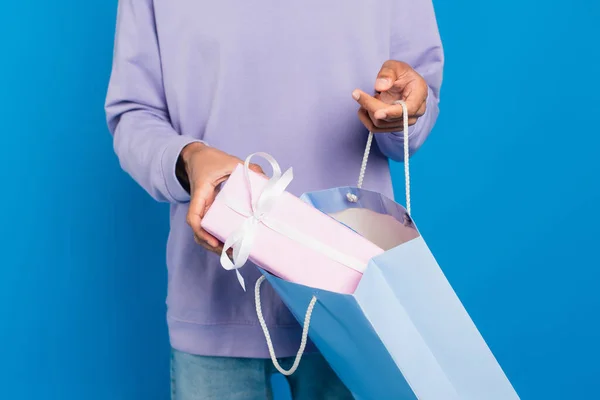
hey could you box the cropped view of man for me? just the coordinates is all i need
[105,0,443,398]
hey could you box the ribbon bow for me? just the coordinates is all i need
[219,153,293,290]
[219,153,366,290]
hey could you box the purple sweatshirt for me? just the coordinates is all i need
[105,0,443,358]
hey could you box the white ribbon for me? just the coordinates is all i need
[219,152,366,290]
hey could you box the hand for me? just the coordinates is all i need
[180,143,263,254]
[352,60,428,133]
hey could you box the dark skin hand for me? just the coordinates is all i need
[353,60,429,133]
[180,142,263,255]
[182,61,428,254]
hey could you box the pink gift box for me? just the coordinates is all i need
[200,164,384,294]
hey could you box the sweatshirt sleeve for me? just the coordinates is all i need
[375,0,444,162]
[104,0,200,203]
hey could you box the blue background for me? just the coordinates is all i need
[1,0,598,399]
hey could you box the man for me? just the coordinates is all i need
[105,0,443,398]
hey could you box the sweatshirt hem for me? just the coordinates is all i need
[168,317,317,359]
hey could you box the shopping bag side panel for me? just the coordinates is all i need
[355,262,460,400]
[263,272,415,400]
[373,237,520,399]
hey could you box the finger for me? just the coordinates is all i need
[375,60,415,92]
[416,101,427,117]
[196,227,220,247]
[193,233,222,251]
[374,95,427,121]
[383,79,429,119]
[198,238,232,258]
[359,109,418,133]
[375,66,398,92]
[194,233,210,246]
[358,108,393,133]
[187,182,219,247]
[352,90,389,114]
[367,112,419,129]
[248,163,265,176]
[194,234,225,255]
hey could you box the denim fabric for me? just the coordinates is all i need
[170,349,353,400]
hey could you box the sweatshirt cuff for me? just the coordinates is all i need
[160,135,203,203]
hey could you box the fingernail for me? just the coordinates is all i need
[352,90,360,101]
[375,110,387,119]
[376,78,391,88]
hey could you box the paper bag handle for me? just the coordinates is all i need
[255,275,316,376]
[346,100,411,215]
[255,101,410,376]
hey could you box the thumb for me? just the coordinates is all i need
[375,60,407,92]
[375,60,416,92]
[375,68,396,92]
[248,163,266,176]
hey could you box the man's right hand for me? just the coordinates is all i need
[180,143,263,254]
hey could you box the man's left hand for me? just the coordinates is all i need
[353,60,428,133]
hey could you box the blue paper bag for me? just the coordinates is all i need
[242,107,518,399]
[258,186,518,399]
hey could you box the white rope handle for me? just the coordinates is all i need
[255,101,411,376]
[255,275,317,376]
[347,100,411,215]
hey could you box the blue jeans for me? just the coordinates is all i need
[170,349,353,400]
